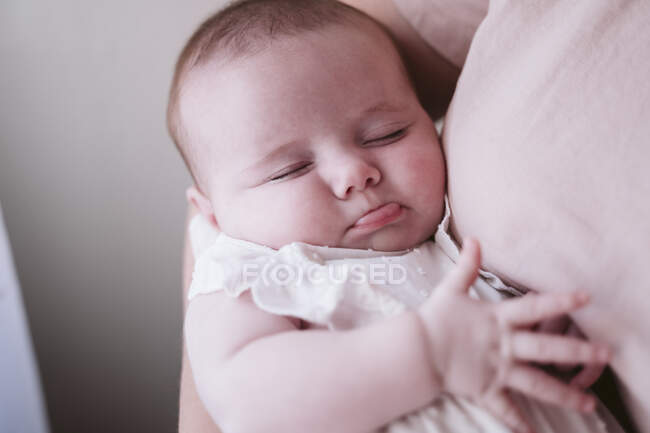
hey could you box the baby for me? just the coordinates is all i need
[168,1,618,432]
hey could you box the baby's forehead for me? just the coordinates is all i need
[179,22,413,175]
[181,22,409,117]
[183,17,403,88]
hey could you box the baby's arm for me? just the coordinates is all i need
[186,238,610,433]
[185,290,438,433]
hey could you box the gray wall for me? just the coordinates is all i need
[0,1,226,431]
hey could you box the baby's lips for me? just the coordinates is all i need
[353,202,401,226]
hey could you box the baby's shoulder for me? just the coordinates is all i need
[185,290,301,361]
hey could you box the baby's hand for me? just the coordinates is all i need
[416,238,610,433]
[535,315,607,389]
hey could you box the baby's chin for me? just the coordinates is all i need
[341,226,433,252]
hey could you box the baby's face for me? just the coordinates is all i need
[182,23,445,251]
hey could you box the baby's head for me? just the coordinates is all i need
[167,0,446,252]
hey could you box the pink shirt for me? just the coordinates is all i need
[394,0,650,431]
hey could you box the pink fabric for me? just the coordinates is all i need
[394,1,650,431]
[392,0,487,67]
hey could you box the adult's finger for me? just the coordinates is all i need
[504,364,597,412]
[509,332,610,365]
[438,237,481,295]
[497,291,589,327]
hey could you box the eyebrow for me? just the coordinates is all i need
[362,101,407,114]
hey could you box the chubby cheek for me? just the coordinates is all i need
[413,149,446,201]
[389,139,446,225]
[218,180,340,249]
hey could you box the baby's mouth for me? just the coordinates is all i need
[349,202,404,233]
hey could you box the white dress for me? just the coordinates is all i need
[188,204,624,433]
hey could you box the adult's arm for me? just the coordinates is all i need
[178,203,221,433]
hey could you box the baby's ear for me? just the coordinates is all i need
[186,185,219,229]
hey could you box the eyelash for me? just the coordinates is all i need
[364,128,407,146]
[268,128,408,182]
[269,163,312,181]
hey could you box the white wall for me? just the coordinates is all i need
[0,0,226,431]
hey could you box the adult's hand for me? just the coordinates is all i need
[178,203,222,433]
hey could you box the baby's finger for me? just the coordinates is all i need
[439,237,481,295]
[535,315,570,334]
[497,291,590,327]
[481,391,534,433]
[509,332,610,365]
[505,364,597,412]
[570,364,607,389]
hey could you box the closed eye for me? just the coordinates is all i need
[269,162,312,182]
[364,128,407,146]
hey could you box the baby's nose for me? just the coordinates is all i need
[333,158,381,199]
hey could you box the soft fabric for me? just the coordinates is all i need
[393,1,650,428]
[188,203,622,433]
[188,200,519,325]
